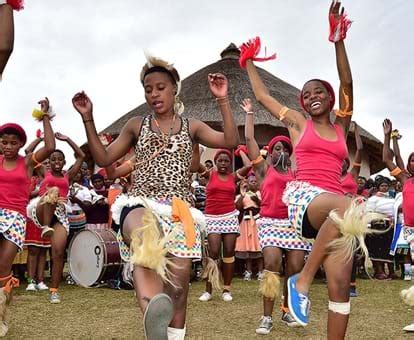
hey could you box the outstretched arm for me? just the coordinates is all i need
[0,3,13,78]
[391,129,405,171]
[192,73,239,148]
[27,98,56,169]
[245,59,306,142]
[382,119,408,185]
[349,122,362,179]
[242,98,267,184]
[330,1,354,134]
[72,92,136,167]
[55,132,85,181]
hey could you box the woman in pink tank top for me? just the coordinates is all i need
[0,97,55,337]
[242,99,312,333]
[27,132,85,304]
[240,3,373,336]
[199,149,251,303]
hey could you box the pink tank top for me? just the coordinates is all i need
[403,178,414,227]
[295,120,348,194]
[205,171,236,215]
[0,155,31,216]
[260,167,294,219]
[39,171,70,198]
[341,172,358,196]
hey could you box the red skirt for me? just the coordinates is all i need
[24,219,51,247]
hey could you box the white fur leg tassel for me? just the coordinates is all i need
[130,209,175,285]
[0,289,9,337]
[259,270,281,300]
[201,257,221,291]
[328,198,384,269]
[40,187,61,205]
[401,285,414,306]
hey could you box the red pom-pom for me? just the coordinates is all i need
[6,0,24,11]
[36,129,42,138]
[239,37,276,69]
[234,144,248,157]
[329,12,352,42]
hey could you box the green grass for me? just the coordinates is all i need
[6,278,414,339]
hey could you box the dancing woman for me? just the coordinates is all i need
[241,99,311,334]
[27,131,85,303]
[241,2,376,338]
[0,98,55,337]
[198,148,250,303]
[72,56,239,340]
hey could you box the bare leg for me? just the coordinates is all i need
[122,208,164,313]
[295,194,351,293]
[49,224,67,289]
[204,233,222,294]
[262,247,283,316]
[26,246,39,282]
[284,250,306,307]
[164,257,192,329]
[35,202,57,227]
[222,233,238,291]
[0,239,18,282]
[324,252,353,340]
[37,248,47,282]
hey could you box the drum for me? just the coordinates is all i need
[68,229,122,287]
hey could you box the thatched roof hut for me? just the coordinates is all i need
[100,43,384,175]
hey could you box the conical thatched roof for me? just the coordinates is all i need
[100,43,384,174]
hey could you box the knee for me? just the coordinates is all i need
[28,247,40,257]
[328,276,351,300]
[52,248,65,261]
[264,255,282,272]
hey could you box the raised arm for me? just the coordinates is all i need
[349,122,362,179]
[330,1,354,134]
[25,136,43,155]
[391,128,405,171]
[192,73,239,149]
[72,91,136,167]
[382,119,409,185]
[242,98,268,183]
[0,3,13,78]
[55,132,85,180]
[27,98,56,170]
[244,59,306,142]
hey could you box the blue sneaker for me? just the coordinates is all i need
[287,274,310,326]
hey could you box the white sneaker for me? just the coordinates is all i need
[26,283,37,291]
[257,271,264,281]
[404,273,412,281]
[222,292,233,302]
[49,292,61,304]
[243,270,252,281]
[256,315,273,335]
[36,282,49,290]
[198,292,212,302]
[403,323,414,332]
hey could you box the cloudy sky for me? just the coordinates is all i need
[0,0,412,172]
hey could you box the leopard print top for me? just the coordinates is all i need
[128,115,193,203]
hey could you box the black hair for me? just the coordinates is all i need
[49,149,65,160]
[1,127,23,140]
[142,66,177,85]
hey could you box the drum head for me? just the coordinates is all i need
[68,230,104,287]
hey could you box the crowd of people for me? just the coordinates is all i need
[1,1,414,339]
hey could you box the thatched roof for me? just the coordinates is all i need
[100,43,384,174]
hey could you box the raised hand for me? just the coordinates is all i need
[72,91,93,119]
[329,0,343,21]
[55,132,69,141]
[38,97,50,113]
[240,98,253,114]
[383,119,392,135]
[328,0,352,43]
[208,73,228,98]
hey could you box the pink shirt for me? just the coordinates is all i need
[295,120,348,194]
[403,178,414,227]
[341,172,358,196]
[0,155,31,216]
[205,171,236,215]
[39,171,70,198]
[260,167,293,219]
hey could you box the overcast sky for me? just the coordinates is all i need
[0,0,412,173]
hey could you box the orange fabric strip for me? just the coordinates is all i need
[171,197,196,248]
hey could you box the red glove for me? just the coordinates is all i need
[5,0,24,11]
[239,37,276,69]
[329,3,352,42]
[235,145,248,157]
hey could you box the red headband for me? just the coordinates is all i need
[299,79,335,114]
[214,149,232,163]
[0,123,27,145]
[268,135,292,155]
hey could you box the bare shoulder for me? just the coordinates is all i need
[124,116,144,139]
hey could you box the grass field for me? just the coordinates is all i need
[6,277,414,339]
